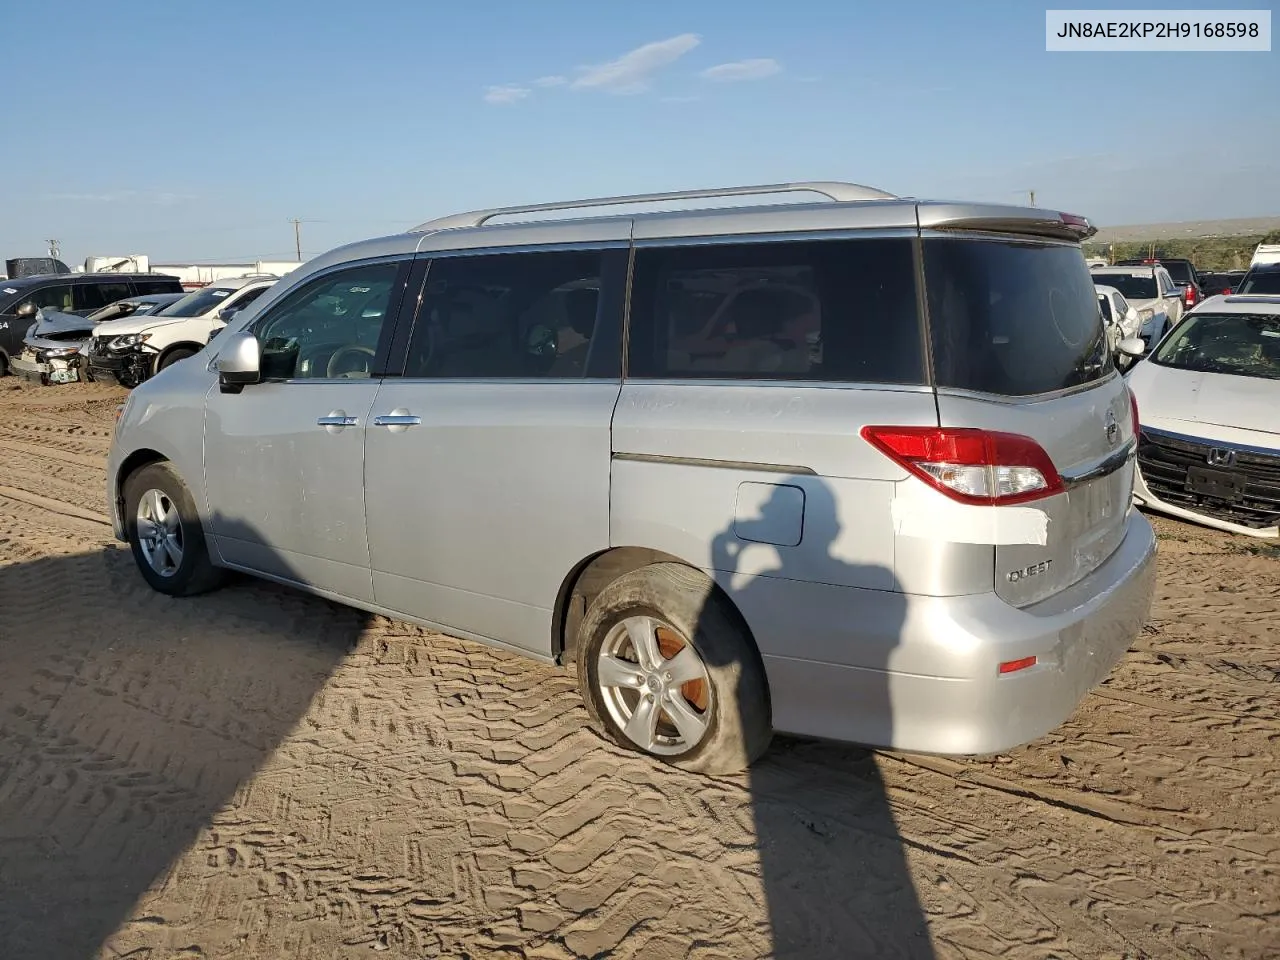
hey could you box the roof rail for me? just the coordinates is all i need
[411,180,898,232]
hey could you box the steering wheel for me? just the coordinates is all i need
[326,344,376,379]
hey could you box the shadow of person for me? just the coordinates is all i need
[705,478,935,959]
[0,543,362,960]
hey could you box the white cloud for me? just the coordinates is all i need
[700,58,782,82]
[483,84,531,105]
[571,33,701,94]
[532,75,567,88]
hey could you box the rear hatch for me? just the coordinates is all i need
[921,228,1136,606]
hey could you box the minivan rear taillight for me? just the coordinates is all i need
[862,426,1064,506]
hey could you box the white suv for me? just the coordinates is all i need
[87,275,280,386]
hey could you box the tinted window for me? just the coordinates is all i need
[1160,261,1194,284]
[1090,272,1157,300]
[927,239,1110,396]
[1097,294,1113,323]
[1239,269,1280,295]
[133,279,182,295]
[1153,311,1280,380]
[158,285,240,318]
[403,250,606,379]
[74,282,131,312]
[252,262,400,380]
[627,238,923,383]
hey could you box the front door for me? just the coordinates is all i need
[203,258,409,601]
[364,245,627,654]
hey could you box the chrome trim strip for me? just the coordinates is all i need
[415,240,631,259]
[935,369,1119,404]
[316,415,359,427]
[620,378,933,393]
[1060,440,1136,489]
[373,414,422,427]
[1139,425,1280,459]
[612,452,816,475]
[632,227,919,248]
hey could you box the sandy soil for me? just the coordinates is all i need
[0,378,1275,960]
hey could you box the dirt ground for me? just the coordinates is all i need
[0,378,1275,960]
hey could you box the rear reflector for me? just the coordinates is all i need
[999,656,1038,675]
[861,426,1064,506]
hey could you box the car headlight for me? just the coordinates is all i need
[43,346,80,358]
[108,332,151,351]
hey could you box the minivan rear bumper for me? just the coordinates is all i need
[737,510,1157,755]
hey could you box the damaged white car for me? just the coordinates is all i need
[1129,294,1280,538]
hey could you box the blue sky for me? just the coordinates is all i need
[2,0,1276,266]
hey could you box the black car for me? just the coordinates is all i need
[1114,257,1204,308]
[0,272,183,375]
[1236,263,1280,295]
[1197,270,1248,297]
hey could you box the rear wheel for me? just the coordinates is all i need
[576,563,771,774]
[123,462,226,596]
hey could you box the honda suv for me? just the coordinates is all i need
[107,181,1157,774]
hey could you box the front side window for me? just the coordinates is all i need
[927,239,1110,396]
[1097,294,1113,324]
[26,285,74,313]
[1152,311,1280,381]
[627,238,923,384]
[252,262,401,380]
[402,250,605,379]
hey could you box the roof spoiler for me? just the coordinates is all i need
[919,205,1098,242]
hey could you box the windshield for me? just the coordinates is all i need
[1091,272,1157,300]
[1239,270,1280,295]
[1152,311,1280,380]
[925,239,1111,396]
[156,286,238,318]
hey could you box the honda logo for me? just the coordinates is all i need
[1206,448,1237,468]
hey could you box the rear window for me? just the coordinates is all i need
[1090,272,1157,300]
[925,239,1111,396]
[1239,269,1280,295]
[1159,261,1194,284]
[627,238,924,384]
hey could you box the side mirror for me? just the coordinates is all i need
[15,302,37,319]
[215,330,261,394]
[1118,337,1146,358]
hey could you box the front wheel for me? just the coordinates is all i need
[157,347,196,373]
[576,563,772,775]
[123,462,226,596]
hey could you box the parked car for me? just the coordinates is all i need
[1115,257,1203,310]
[1090,264,1184,345]
[1198,270,1247,297]
[1250,244,1280,268]
[107,181,1156,774]
[1095,283,1145,362]
[1128,293,1280,539]
[87,274,279,386]
[1236,262,1280,296]
[0,272,183,376]
[9,293,186,385]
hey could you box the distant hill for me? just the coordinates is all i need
[1084,216,1280,270]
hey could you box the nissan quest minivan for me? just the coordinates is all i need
[107,181,1157,774]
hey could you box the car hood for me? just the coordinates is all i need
[1128,361,1280,439]
[92,314,194,337]
[30,308,94,339]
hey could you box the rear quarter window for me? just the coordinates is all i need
[627,237,924,384]
[925,239,1111,396]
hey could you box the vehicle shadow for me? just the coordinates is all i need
[701,477,935,958]
[0,544,362,960]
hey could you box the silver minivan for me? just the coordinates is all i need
[107,182,1157,774]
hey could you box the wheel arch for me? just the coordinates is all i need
[114,448,170,518]
[154,341,206,373]
[552,546,759,669]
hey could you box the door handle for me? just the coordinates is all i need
[317,415,359,426]
[373,414,421,427]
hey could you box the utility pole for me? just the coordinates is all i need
[288,218,302,261]
[1029,189,1036,207]
[46,238,61,260]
